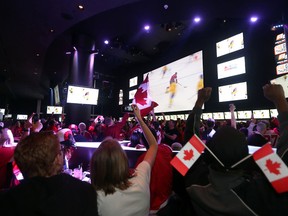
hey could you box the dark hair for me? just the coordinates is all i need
[129,131,141,147]
[141,127,157,149]
[204,126,248,170]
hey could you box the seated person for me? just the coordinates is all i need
[0,131,98,216]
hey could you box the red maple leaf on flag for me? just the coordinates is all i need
[266,159,281,175]
[134,87,147,106]
[183,149,194,161]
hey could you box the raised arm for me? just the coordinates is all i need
[262,84,288,161]
[132,104,158,167]
[229,103,237,129]
[184,87,212,143]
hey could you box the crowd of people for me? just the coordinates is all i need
[0,83,288,215]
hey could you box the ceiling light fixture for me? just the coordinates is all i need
[194,17,201,23]
[78,5,84,10]
[250,16,258,22]
[104,40,109,45]
[144,25,150,31]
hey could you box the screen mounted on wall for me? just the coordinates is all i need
[237,110,252,119]
[66,85,99,105]
[252,110,270,119]
[54,85,61,105]
[217,57,246,79]
[270,74,288,98]
[143,50,204,113]
[274,25,288,75]
[218,82,248,102]
[216,32,244,57]
[129,76,138,88]
[47,106,63,114]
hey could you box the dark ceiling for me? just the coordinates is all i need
[0,0,287,102]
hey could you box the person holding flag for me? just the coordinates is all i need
[168,85,288,216]
[133,75,158,116]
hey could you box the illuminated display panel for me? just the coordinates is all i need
[67,85,99,105]
[0,109,5,115]
[270,74,288,98]
[213,112,224,120]
[216,33,244,57]
[54,85,60,105]
[129,89,137,100]
[143,50,204,113]
[252,110,270,119]
[17,114,28,120]
[237,110,252,119]
[217,57,246,79]
[47,106,63,114]
[218,82,247,102]
[202,113,213,120]
[129,76,138,87]
[270,109,278,117]
[274,25,288,75]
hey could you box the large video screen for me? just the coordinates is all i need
[218,82,247,102]
[66,85,99,105]
[270,74,288,98]
[47,106,63,114]
[216,32,244,57]
[143,50,204,113]
[217,57,246,79]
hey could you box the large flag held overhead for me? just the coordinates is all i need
[253,143,288,193]
[133,75,158,116]
[170,135,205,176]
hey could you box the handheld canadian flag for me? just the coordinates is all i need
[132,75,158,116]
[170,135,205,176]
[253,143,288,193]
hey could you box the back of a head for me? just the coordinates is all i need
[256,122,267,134]
[141,127,157,149]
[205,126,248,169]
[14,131,62,178]
[90,139,130,195]
[207,118,215,128]
[78,122,86,131]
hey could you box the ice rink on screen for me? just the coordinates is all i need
[144,51,204,113]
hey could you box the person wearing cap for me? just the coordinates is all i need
[56,128,76,170]
[183,85,288,216]
[0,131,98,215]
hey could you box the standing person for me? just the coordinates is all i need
[90,104,158,216]
[0,131,98,216]
[166,72,178,107]
[184,85,288,216]
[163,120,179,147]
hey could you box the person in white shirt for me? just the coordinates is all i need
[90,104,158,216]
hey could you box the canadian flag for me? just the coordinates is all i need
[253,143,288,193]
[133,75,158,116]
[170,135,205,176]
